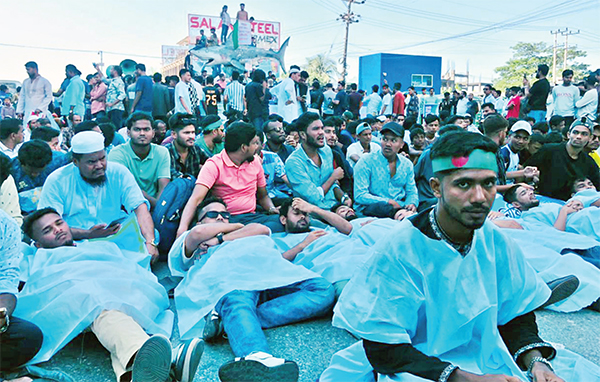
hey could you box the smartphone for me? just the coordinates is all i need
[107,217,127,228]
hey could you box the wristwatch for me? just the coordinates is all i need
[340,194,350,204]
[0,307,10,334]
[216,232,225,244]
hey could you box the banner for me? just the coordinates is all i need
[188,14,281,50]
[162,45,190,67]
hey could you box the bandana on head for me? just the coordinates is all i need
[431,149,498,174]
[203,120,222,132]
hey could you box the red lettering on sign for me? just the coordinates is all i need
[190,16,199,28]
[200,18,210,29]
[257,23,264,33]
[265,23,272,34]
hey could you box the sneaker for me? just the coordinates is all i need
[218,351,299,382]
[172,338,204,382]
[540,275,580,309]
[202,310,223,342]
[131,334,172,382]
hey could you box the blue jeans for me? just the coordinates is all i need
[564,246,600,269]
[252,116,266,133]
[229,212,285,233]
[528,110,546,123]
[108,109,124,130]
[215,278,335,357]
[221,25,229,43]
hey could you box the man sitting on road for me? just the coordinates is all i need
[354,122,418,219]
[165,113,209,179]
[177,121,283,236]
[38,131,159,261]
[108,112,171,210]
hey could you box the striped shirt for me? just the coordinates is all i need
[224,80,246,112]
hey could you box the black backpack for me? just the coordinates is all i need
[152,175,196,257]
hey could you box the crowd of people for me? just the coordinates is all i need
[1,55,600,382]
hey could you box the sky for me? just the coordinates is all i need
[1,0,599,89]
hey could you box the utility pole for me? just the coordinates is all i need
[338,0,363,81]
[561,28,580,71]
[551,29,562,84]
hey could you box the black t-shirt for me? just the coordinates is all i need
[348,92,362,115]
[245,82,267,119]
[334,91,349,116]
[525,142,600,200]
[204,85,221,115]
[528,78,551,111]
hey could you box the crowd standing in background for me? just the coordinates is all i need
[2,23,600,382]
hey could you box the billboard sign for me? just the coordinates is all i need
[188,14,281,50]
[161,45,190,67]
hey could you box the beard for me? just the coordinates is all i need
[81,174,107,186]
[441,195,489,231]
[345,214,358,222]
[306,134,323,149]
[286,218,311,233]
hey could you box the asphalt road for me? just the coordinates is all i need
[37,305,599,382]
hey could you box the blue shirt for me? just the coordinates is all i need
[11,152,71,212]
[135,75,154,113]
[354,151,419,210]
[38,161,148,230]
[0,209,21,295]
[61,75,86,116]
[285,144,339,209]
[261,150,292,199]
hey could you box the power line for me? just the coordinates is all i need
[0,42,161,59]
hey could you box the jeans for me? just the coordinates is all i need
[215,278,335,357]
[527,110,546,123]
[564,246,600,269]
[92,110,106,120]
[251,116,266,133]
[361,201,396,219]
[108,109,124,130]
[230,212,285,233]
[0,316,43,371]
[221,25,229,44]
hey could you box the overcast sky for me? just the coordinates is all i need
[1,0,598,89]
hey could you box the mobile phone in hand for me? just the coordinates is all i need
[107,217,127,228]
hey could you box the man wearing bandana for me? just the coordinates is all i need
[320,131,600,382]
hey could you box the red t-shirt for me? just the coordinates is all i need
[506,95,521,119]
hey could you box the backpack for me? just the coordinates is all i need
[152,175,196,256]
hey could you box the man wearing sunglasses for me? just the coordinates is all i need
[169,197,334,382]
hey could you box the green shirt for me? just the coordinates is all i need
[108,142,171,198]
[195,135,224,158]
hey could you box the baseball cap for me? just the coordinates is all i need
[380,122,405,137]
[510,120,532,135]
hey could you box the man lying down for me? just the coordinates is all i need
[16,208,202,382]
[320,131,600,382]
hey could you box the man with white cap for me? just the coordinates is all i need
[345,122,381,168]
[499,120,532,179]
[275,65,300,123]
[38,130,159,260]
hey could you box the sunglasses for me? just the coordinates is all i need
[199,211,231,221]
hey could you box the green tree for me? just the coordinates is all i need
[493,42,589,90]
[305,54,340,85]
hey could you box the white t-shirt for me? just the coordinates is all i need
[552,84,580,117]
[381,94,392,114]
[346,141,381,168]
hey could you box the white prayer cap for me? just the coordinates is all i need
[289,67,301,74]
[510,120,532,135]
[71,131,105,154]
